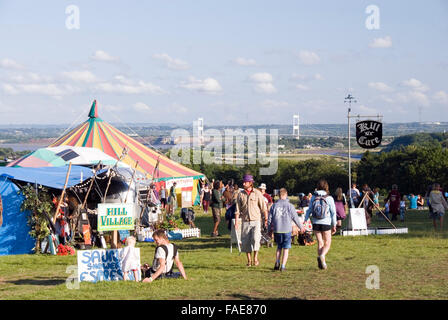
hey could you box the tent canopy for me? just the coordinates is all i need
[0,166,95,190]
[8,146,129,168]
[49,100,204,181]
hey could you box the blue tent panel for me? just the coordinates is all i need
[0,176,35,256]
[0,165,94,190]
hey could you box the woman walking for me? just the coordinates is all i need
[200,184,212,214]
[305,179,337,270]
[333,187,346,233]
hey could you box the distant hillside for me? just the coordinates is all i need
[383,132,448,152]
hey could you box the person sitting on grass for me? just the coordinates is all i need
[268,188,305,272]
[142,229,187,282]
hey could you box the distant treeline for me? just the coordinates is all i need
[185,145,448,196]
[382,132,448,152]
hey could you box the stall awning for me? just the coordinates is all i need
[0,166,94,190]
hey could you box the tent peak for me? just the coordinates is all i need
[88,100,99,118]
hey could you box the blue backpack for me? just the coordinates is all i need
[312,193,329,219]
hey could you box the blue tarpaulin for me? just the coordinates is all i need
[0,176,35,255]
[0,165,94,190]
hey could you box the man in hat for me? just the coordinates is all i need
[259,183,273,212]
[234,174,268,266]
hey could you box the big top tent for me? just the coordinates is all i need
[48,100,205,204]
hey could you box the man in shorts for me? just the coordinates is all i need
[234,174,268,267]
[268,188,305,271]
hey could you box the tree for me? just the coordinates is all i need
[20,184,54,253]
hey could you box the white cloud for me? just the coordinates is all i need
[233,57,257,66]
[408,91,430,107]
[133,102,152,112]
[249,72,276,94]
[0,58,24,70]
[91,50,119,62]
[369,36,392,48]
[297,50,320,65]
[62,70,99,83]
[433,91,448,104]
[254,82,277,94]
[2,83,80,96]
[180,77,222,94]
[250,72,273,83]
[401,78,429,92]
[296,84,310,91]
[368,82,394,92]
[95,80,165,95]
[152,53,189,70]
[314,73,324,81]
[10,72,52,83]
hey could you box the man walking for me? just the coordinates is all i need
[234,174,268,267]
[268,188,305,271]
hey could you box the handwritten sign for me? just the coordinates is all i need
[77,248,141,283]
[97,203,135,231]
[356,120,382,149]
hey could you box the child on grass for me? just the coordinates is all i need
[121,236,140,281]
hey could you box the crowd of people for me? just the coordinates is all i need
[123,176,448,283]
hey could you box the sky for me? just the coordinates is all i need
[0,0,447,126]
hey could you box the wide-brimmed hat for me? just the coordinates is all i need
[259,183,267,190]
[243,174,254,182]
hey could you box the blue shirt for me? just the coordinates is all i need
[407,195,418,209]
[305,190,337,226]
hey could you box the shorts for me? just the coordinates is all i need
[241,220,261,252]
[161,198,167,206]
[312,224,332,232]
[212,207,221,223]
[430,211,444,219]
[274,232,292,249]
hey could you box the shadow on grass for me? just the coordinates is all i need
[178,237,232,251]
[5,277,66,286]
[229,293,304,300]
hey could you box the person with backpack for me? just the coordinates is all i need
[304,179,337,270]
[268,188,305,272]
[142,229,187,282]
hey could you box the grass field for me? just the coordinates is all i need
[1,207,448,300]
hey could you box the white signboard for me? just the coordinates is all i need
[349,208,368,230]
[97,203,135,231]
[166,177,194,190]
[77,248,141,283]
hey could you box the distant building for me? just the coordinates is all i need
[293,114,300,140]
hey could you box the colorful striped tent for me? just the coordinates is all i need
[49,100,204,204]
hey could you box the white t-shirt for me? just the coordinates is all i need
[152,244,178,273]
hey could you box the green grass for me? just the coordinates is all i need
[1,208,448,300]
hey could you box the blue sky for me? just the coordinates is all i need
[0,0,447,125]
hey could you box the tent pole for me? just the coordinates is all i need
[124,161,139,204]
[366,194,396,229]
[53,162,72,224]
